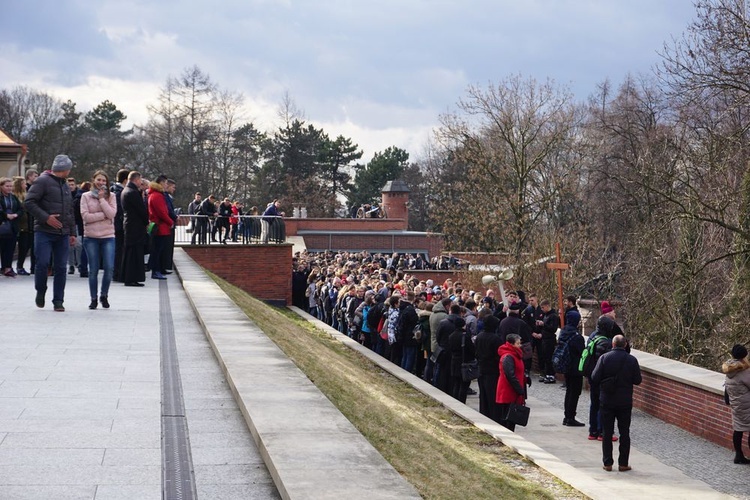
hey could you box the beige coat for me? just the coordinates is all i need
[723,357,750,432]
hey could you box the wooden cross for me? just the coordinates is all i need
[545,242,570,327]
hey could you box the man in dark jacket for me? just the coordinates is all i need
[24,155,76,311]
[591,334,642,472]
[111,168,129,281]
[475,315,502,421]
[536,300,560,384]
[120,171,148,286]
[559,309,586,426]
[397,291,420,374]
[434,305,464,395]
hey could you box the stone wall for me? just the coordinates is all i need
[301,232,444,256]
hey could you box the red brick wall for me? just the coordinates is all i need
[285,218,407,235]
[633,371,733,449]
[183,245,293,305]
[302,233,443,256]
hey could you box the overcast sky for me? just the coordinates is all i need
[1,0,697,161]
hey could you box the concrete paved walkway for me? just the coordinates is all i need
[0,263,277,499]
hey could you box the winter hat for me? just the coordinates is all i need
[600,301,614,315]
[732,344,748,360]
[565,309,581,328]
[508,302,522,311]
[51,154,73,172]
[426,279,434,287]
[483,315,500,333]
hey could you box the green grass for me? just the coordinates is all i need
[211,273,585,500]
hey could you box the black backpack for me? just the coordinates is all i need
[367,301,386,331]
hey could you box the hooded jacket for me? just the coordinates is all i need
[147,182,173,237]
[429,300,448,353]
[723,357,750,432]
[496,342,526,404]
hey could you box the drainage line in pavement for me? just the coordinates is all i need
[159,279,198,500]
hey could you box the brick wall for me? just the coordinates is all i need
[632,370,733,449]
[302,233,443,256]
[285,218,407,235]
[183,244,293,306]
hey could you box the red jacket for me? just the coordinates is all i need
[496,342,526,405]
[147,183,172,236]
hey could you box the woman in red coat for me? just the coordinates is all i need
[147,176,173,280]
[496,333,527,431]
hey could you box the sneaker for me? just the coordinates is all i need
[16,268,30,276]
[151,272,167,280]
[588,434,599,440]
[4,269,17,277]
[544,376,556,384]
[53,301,65,312]
[100,296,110,309]
[538,376,546,383]
[35,290,45,308]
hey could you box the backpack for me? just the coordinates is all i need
[578,333,605,376]
[552,338,571,374]
[367,301,386,331]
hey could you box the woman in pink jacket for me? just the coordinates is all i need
[80,170,117,309]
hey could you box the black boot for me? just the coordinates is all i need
[89,298,97,310]
[100,296,110,309]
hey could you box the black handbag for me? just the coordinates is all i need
[505,403,530,426]
[0,221,13,239]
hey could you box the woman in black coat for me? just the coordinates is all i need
[120,174,148,286]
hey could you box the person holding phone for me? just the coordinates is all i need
[80,170,117,309]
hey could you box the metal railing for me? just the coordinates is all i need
[175,215,286,245]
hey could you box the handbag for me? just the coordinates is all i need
[505,403,530,426]
[0,220,12,239]
[460,332,478,382]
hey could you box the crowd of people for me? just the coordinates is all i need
[0,156,186,310]
[290,250,750,469]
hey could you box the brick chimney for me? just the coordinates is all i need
[381,180,409,229]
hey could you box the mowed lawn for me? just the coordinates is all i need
[213,275,585,500]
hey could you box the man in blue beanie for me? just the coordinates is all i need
[24,154,76,311]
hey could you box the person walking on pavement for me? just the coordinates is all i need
[723,344,750,464]
[591,334,642,472]
[23,154,76,311]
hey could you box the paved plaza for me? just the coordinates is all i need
[0,264,278,499]
[2,250,749,499]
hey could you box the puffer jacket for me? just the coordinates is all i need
[147,182,173,237]
[80,190,117,239]
[24,170,75,235]
[723,357,750,432]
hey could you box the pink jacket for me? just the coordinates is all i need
[80,190,117,238]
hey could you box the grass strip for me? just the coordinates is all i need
[211,274,585,499]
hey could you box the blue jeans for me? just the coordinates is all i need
[401,346,417,373]
[34,232,70,303]
[83,237,115,299]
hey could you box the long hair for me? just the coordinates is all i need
[11,176,26,201]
